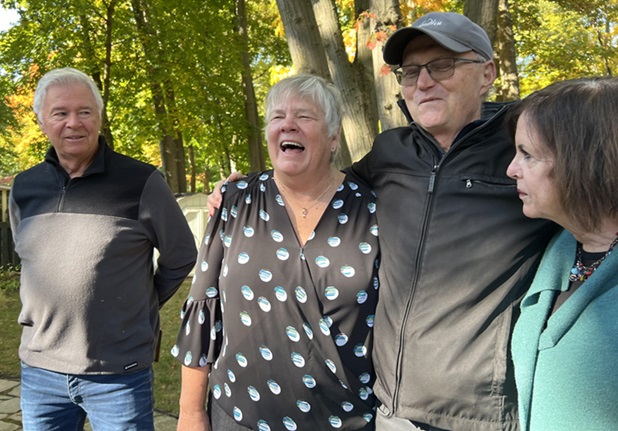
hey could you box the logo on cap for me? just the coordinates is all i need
[418,18,443,28]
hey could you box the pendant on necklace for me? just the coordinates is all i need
[569,234,618,282]
[302,208,308,218]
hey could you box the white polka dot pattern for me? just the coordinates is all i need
[173,170,379,430]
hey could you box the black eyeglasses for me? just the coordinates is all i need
[393,57,486,86]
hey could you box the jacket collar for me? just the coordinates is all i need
[522,228,618,348]
[397,99,512,126]
[514,228,618,427]
[44,136,108,177]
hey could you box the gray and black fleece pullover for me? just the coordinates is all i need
[9,138,197,375]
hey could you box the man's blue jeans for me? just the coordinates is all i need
[20,362,155,431]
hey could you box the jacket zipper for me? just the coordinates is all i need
[392,158,440,410]
[464,178,516,189]
[57,185,67,211]
[56,169,70,212]
[390,106,509,412]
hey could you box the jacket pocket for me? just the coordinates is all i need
[462,177,516,189]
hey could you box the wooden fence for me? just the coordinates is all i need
[0,221,19,269]
[0,185,19,269]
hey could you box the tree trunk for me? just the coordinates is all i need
[77,2,116,148]
[353,0,379,127]
[464,0,500,46]
[368,0,407,130]
[164,82,187,192]
[236,0,266,173]
[203,164,211,193]
[495,0,520,101]
[274,0,352,167]
[274,0,331,77]
[100,0,117,148]
[311,0,377,162]
[189,144,196,193]
[131,0,186,193]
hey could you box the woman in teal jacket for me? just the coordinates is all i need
[506,77,618,431]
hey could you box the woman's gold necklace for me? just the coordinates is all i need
[276,178,335,218]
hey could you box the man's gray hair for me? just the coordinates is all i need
[264,74,342,139]
[33,67,103,123]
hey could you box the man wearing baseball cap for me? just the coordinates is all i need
[349,11,555,431]
[206,10,555,431]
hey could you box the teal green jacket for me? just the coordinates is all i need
[512,229,618,431]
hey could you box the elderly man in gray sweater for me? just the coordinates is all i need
[9,67,197,431]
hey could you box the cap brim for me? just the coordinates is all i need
[383,27,472,66]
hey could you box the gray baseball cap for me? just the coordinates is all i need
[383,12,493,66]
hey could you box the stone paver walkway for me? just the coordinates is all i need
[0,377,178,430]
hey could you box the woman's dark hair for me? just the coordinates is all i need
[507,77,618,231]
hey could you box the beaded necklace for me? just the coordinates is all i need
[569,233,618,282]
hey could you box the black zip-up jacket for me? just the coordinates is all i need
[349,102,556,430]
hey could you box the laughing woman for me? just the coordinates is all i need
[506,77,618,431]
[173,75,380,431]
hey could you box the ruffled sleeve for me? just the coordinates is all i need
[171,201,225,368]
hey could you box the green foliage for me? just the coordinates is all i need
[401,0,462,24]
[0,269,21,378]
[0,0,289,191]
[0,74,16,130]
[512,0,618,96]
[0,268,19,292]
[0,293,20,378]
[2,0,617,185]
[152,280,191,415]
[0,143,19,177]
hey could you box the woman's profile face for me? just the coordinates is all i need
[265,94,336,178]
[507,113,562,223]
